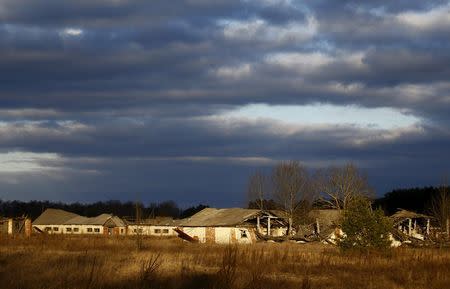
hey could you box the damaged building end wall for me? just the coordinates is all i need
[179,227,255,244]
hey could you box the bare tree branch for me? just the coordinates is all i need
[315,163,372,210]
[247,170,268,210]
[272,161,313,233]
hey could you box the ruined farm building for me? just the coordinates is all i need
[0,217,32,237]
[33,208,126,235]
[391,209,432,240]
[175,208,288,244]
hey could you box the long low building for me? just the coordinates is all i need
[33,208,127,235]
[127,217,182,237]
[32,207,293,243]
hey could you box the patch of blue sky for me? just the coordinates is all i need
[221,103,421,129]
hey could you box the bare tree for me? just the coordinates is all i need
[430,177,450,237]
[272,161,312,234]
[315,163,372,210]
[247,171,267,210]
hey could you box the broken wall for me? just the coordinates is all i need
[0,218,32,237]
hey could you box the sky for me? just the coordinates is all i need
[0,0,449,207]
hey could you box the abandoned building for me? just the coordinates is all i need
[391,209,432,240]
[126,217,182,236]
[0,217,32,237]
[175,208,289,244]
[33,208,127,235]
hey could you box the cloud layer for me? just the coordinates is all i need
[0,0,449,205]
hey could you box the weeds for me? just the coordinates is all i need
[0,236,450,289]
[139,253,162,289]
[242,249,269,289]
[301,276,312,289]
[215,245,238,289]
[85,256,98,289]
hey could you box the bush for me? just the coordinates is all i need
[339,196,392,251]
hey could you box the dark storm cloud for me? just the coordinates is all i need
[314,8,450,51]
[1,117,448,204]
[307,0,448,15]
[0,0,306,28]
[0,116,448,164]
[300,48,450,87]
[0,0,449,204]
[0,0,240,26]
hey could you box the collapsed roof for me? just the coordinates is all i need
[178,208,287,227]
[391,209,432,221]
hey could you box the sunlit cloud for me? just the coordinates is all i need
[0,152,59,173]
[220,15,317,44]
[220,103,421,130]
[215,63,252,79]
[396,4,450,31]
[61,28,83,36]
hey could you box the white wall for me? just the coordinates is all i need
[180,227,255,244]
[34,224,104,235]
[214,227,230,244]
[127,225,178,236]
[181,227,206,242]
[233,228,253,244]
[34,225,63,234]
[7,219,13,235]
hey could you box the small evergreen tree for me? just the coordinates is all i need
[339,196,392,251]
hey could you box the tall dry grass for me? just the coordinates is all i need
[1,235,450,289]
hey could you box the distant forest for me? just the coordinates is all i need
[373,186,449,215]
[0,186,448,220]
[0,199,208,220]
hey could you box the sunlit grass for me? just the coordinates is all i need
[0,235,449,289]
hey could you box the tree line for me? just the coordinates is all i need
[374,186,450,215]
[0,199,208,220]
[246,161,450,229]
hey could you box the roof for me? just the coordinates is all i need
[391,209,431,220]
[268,210,289,218]
[108,216,126,227]
[33,209,80,225]
[179,208,279,227]
[63,214,124,226]
[33,209,126,226]
[131,217,183,226]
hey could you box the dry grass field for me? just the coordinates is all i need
[1,235,450,289]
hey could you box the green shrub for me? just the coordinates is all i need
[339,196,392,251]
